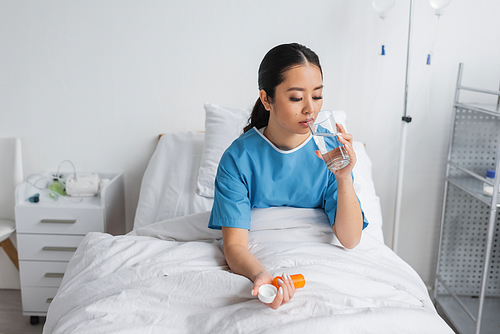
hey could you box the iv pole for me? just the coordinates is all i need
[392,0,414,253]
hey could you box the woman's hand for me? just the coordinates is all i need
[251,272,296,310]
[333,123,356,180]
[314,123,356,180]
[222,227,296,309]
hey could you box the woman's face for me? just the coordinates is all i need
[262,64,323,139]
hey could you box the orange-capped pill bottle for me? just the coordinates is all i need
[272,274,305,289]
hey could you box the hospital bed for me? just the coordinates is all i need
[42,104,454,333]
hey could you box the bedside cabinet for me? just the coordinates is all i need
[14,172,125,323]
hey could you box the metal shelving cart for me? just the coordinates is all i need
[434,63,500,334]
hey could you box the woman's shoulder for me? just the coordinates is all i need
[225,128,262,154]
[217,128,262,177]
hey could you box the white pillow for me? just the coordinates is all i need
[134,132,214,229]
[196,103,251,197]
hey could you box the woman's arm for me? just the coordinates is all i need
[331,127,363,249]
[222,226,296,309]
[332,171,363,249]
[315,124,364,249]
[222,226,267,281]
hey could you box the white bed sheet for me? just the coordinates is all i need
[43,207,452,334]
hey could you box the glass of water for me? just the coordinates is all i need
[307,110,350,172]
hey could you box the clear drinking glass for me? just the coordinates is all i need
[307,110,350,172]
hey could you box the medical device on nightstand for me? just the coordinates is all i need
[65,172,101,197]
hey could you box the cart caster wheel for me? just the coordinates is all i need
[30,316,39,325]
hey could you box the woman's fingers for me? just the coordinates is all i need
[252,272,298,309]
[251,282,260,296]
[277,278,290,303]
[338,132,353,145]
[277,274,296,305]
[315,150,323,160]
[265,273,298,309]
[334,135,356,176]
[269,285,283,310]
[338,134,355,160]
[336,124,353,144]
[336,123,347,134]
[283,273,296,300]
[338,135,352,152]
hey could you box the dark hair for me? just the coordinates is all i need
[243,43,323,133]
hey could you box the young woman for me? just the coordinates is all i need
[208,43,368,310]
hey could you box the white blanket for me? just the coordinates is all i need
[43,208,453,333]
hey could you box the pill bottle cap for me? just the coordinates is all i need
[486,169,495,179]
[258,284,277,304]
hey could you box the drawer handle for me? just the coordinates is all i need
[42,246,77,252]
[46,298,53,303]
[44,273,65,278]
[41,219,77,224]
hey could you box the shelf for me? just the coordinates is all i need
[435,63,500,334]
[436,295,500,334]
[446,175,500,207]
[455,103,500,116]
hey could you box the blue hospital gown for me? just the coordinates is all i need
[208,127,368,230]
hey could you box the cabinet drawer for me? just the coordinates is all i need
[15,206,104,234]
[19,261,68,287]
[17,234,84,261]
[20,287,59,313]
